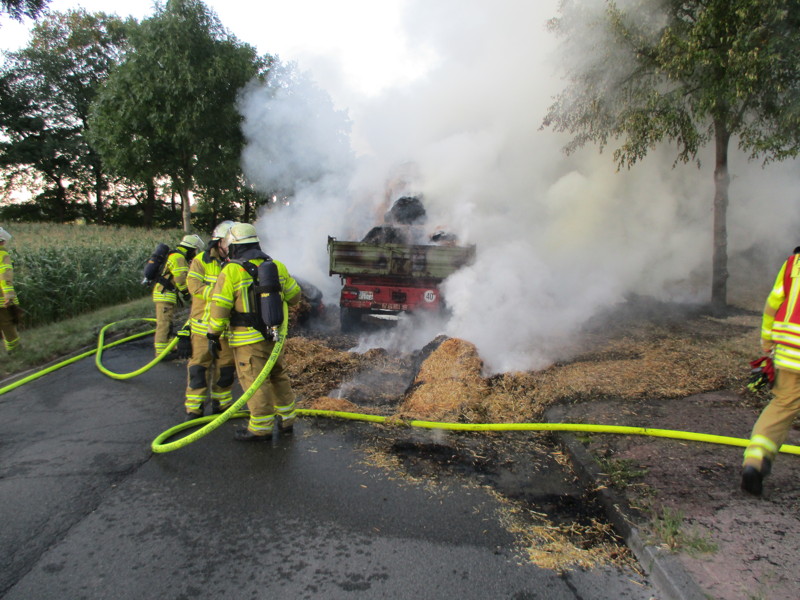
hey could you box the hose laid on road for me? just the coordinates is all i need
[95,318,179,379]
[0,326,154,397]
[3,311,799,459]
[152,406,800,455]
[150,303,289,453]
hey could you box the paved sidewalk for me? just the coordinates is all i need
[548,393,800,600]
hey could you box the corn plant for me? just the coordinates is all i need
[2,223,190,327]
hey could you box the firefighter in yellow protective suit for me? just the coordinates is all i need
[152,234,204,357]
[742,248,800,495]
[0,227,21,353]
[183,221,237,420]
[207,223,302,441]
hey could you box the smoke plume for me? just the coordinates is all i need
[239,0,800,374]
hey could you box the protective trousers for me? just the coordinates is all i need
[153,301,175,357]
[0,306,19,352]
[233,341,297,436]
[185,333,236,415]
[743,367,800,471]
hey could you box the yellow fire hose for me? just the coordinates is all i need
[151,304,290,453]
[0,324,155,396]
[95,318,179,379]
[2,308,799,460]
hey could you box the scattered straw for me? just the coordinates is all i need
[397,338,488,420]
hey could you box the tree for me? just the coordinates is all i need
[1,0,48,21]
[88,0,269,232]
[542,0,800,310]
[0,10,130,223]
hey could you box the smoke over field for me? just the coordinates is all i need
[239,0,800,373]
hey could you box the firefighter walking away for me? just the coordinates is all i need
[742,247,800,495]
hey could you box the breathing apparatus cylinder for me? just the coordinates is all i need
[258,260,284,329]
[142,243,170,285]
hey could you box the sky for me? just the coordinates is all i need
[0,0,431,103]
[3,0,800,374]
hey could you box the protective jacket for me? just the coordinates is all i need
[152,247,191,304]
[208,249,301,347]
[762,253,800,372]
[186,247,226,336]
[0,248,18,306]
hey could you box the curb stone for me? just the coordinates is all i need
[545,406,707,600]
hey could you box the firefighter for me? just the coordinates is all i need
[742,248,800,495]
[206,222,302,441]
[152,234,204,357]
[182,221,237,420]
[0,227,21,353]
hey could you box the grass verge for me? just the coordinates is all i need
[1,297,172,381]
[648,506,719,555]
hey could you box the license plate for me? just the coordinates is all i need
[358,290,373,301]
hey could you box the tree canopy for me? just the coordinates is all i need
[0,10,130,222]
[1,0,48,21]
[543,0,800,309]
[88,0,270,232]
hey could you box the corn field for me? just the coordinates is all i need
[2,223,190,327]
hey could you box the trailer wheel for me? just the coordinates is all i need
[340,307,362,333]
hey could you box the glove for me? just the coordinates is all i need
[182,290,191,302]
[207,332,222,360]
[175,326,192,359]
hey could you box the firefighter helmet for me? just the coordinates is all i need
[212,220,235,240]
[0,227,11,243]
[226,222,259,245]
[179,234,205,251]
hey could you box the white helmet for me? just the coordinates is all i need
[212,220,235,240]
[179,234,205,251]
[0,227,11,243]
[225,222,259,245]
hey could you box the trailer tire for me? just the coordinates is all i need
[340,307,362,333]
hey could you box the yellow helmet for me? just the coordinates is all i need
[0,227,10,243]
[179,234,204,251]
[225,222,259,245]
[212,220,235,240]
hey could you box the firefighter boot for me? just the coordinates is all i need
[185,411,203,422]
[276,414,294,434]
[741,458,771,496]
[233,425,270,442]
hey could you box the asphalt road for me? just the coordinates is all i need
[0,338,659,599]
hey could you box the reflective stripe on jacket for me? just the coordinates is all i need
[208,257,301,347]
[152,248,190,304]
[764,254,800,371]
[187,248,225,335]
[0,249,19,306]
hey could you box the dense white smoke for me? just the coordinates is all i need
[239,0,800,373]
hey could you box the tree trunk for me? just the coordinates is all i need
[179,187,191,232]
[243,195,251,222]
[143,179,156,228]
[47,175,67,222]
[94,174,105,225]
[711,119,730,313]
[91,154,106,225]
